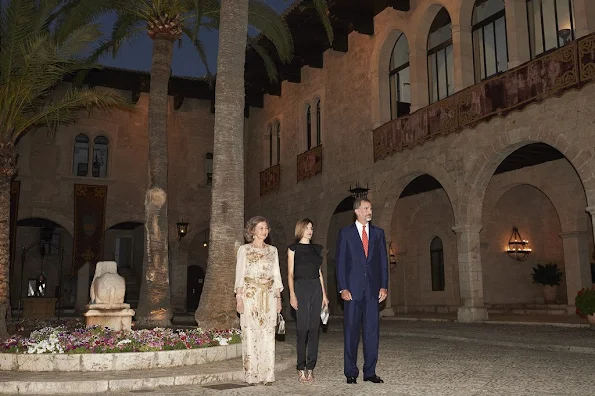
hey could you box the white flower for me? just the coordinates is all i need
[117,339,132,346]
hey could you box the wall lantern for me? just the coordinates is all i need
[348,183,369,200]
[389,242,397,271]
[558,28,572,45]
[176,221,189,241]
[506,226,532,261]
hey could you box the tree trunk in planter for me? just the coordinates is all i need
[135,37,174,328]
[195,0,249,330]
[0,142,17,340]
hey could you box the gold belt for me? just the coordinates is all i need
[244,277,274,312]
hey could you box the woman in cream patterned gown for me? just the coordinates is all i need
[235,216,283,385]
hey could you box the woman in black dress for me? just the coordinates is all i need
[287,218,329,384]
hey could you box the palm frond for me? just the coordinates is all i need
[110,10,145,57]
[247,0,293,64]
[11,86,133,143]
[181,26,212,78]
[248,37,279,83]
[312,0,333,44]
[0,0,132,143]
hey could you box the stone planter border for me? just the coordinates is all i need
[0,343,241,372]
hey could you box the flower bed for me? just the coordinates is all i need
[1,326,241,354]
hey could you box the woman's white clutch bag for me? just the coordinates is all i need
[320,304,329,325]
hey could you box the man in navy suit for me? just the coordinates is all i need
[336,197,388,384]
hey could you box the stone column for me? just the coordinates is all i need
[75,262,90,312]
[380,240,394,317]
[452,224,488,322]
[451,24,475,93]
[574,0,595,38]
[408,48,429,112]
[559,231,591,307]
[505,0,531,68]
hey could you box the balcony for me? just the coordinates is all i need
[297,145,323,182]
[260,164,281,196]
[373,32,595,162]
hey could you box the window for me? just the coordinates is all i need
[472,0,508,82]
[527,0,575,59]
[275,121,281,165]
[267,124,273,167]
[73,134,110,177]
[430,237,445,291]
[389,32,411,119]
[427,8,454,103]
[315,100,321,146]
[92,136,109,178]
[205,152,213,185]
[72,134,89,176]
[306,104,312,150]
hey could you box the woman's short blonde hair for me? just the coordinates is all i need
[244,216,270,242]
[294,218,313,241]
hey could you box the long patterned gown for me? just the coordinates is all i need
[234,243,283,384]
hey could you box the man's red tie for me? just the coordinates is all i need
[362,224,369,258]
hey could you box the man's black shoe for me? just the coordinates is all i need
[363,375,384,383]
[346,376,357,384]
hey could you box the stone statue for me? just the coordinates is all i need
[90,261,126,304]
[84,261,135,331]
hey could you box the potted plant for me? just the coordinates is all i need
[531,263,563,304]
[575,288,595,329]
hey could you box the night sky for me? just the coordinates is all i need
[97,0,293,77]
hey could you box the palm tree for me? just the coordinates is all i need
[195,0,333,330]
[0,0,131,339]
[65,0,295,327]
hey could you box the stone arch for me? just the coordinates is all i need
[373,158,460,234]
[412,2,455,51]
[482,172,589,234]
[461,135,594,227]
[105,218,144,231]
[457,0,481,27]
[180,220,210,253]
[370,28,412,127]
[317,189,360,247]
[409,2,456,108]
[18,211,74,237]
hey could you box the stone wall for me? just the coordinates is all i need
[13,93,215,313]
[245,0,595,317]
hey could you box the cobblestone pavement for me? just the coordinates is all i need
[68,321,595,396]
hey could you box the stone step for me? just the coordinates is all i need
[0,343,294,395]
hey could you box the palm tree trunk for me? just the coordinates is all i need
[195,0,249,330]
[0,143,17,340]
[135,37,173,327]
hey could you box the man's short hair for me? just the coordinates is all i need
[353,197,371,210]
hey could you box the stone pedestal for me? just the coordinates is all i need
[22,298,57,319]
[84,303,135,331]
[84,261,135,331]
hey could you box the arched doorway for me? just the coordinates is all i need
[187,228,209,312]
[326,196,356,314]
[390,175,458,313]
[480,143,591,310]
[186,265,205,312]
[104,221,144,308]
[13,218,73,315]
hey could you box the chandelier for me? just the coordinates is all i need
[506,226,532,261]
[348,183,369,199]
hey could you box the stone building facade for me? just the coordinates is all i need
[245,0,595,321]
[9,0,595,323]
[11,86,215,314]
